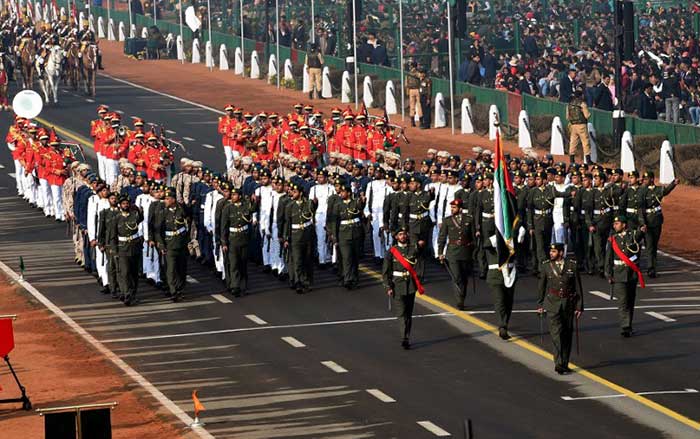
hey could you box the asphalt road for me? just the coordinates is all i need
[1,77,699,438]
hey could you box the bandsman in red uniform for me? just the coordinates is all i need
[266,113,282,153]
[352,114,369,162]
[6,116,27,196]
[45,139,70,221]
[127,132,148,172]
[219,104,235,169]
[91,105,110,179]
[145,134,168,182]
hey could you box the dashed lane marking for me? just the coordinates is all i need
[182,136,195,141]
[211,294,232,304]
[245,314,268,325]
[281,336,306,348]
[417,421,451,436]
[186,275,200,284]
[366,389,396,403]
[321,361,348,373]
[589,290,614,300]
[202,143,216,149]
[166,129,176,134]
[562,389,698,401]
[8,173,15,178]
[645,311,677,323]
[85,98,95,103]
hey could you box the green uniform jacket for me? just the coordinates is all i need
[220,198,256,247]
[283,198,316,243]
[332,198,365,241]
[605,229,644,282]
[586,186,614,229]
[454,187,473,220]
[405,190,433,237]
[527,186,555,231]
[97,207,119,249]
[476,188,495,237]
[639,181,676,228]
[620,184,644,226]
[382,243,420,296]
[154,204,190,252]
[115,207,144,256]
[537,257,584,311]
[437,213,474,261]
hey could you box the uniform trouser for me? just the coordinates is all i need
[446,258,471,306]
[489,282,515,330]
[166,250,188,294]
[95,246,109,286]
[533,224,553,268]
[224,146,233,171]
[315,214,330,263]
[593,223,611,273]
[568,124,590,158]
[13,159,24,195]
[248,225,262,264]
[645,226,661,273]
[339,237,363,286]
[431,224,441,258]
[106,248,119,293]
[97,153,105,179]
[308,67,322,99]
[142,243,161,282]
[394,292,416,341]
[408,88,422,118]
[614,280,637,330]
[410,230,430,280]
[39,178,52,213]
[214,246,225,277]
[369,214,385,258]
[103,158,119,186]
[50,185,65,220]
[83,231,95,272]
[420,96,432,128]
[270,225,284,273]
[545,295,575,368]
[570,224,585,268]
[226,243,248,291]
[290,239,314,288]
[74,224,84,263]
[261,231,273,267]
[552,222,567,253]
[198,225,213,264]
[117,252,139,297]
[23,172,37,204]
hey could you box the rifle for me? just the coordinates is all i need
[609,280,614,300]
[575,314,581,355]
[538,311,545,344]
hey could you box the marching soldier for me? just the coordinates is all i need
[154,188,190,302]
[620,171,643,231]
[537,243,583,374]
[587,172,614,276]
[527,171,555,273]
[405,175,433,279]
[114,194,144,306]
[438,199,474,310]
[309,170,334,267]
[220,187,256,297]
[606,215,645,337]
[282,183,316,294]
[363,167,390,261]
[97,191,119,297]
[639,172,678,278]
[484,234,517,340]
[332,184,365,289]
[475,173,496,279]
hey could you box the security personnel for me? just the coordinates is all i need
[639,171,678,278]
[475,172,496,279]
[606,215,644,337]
[620,171,643,231]
[537,243,583,374]
[382,227,421,349]
[282,183,316,294]
[586,172,614,276]
[438,199,474,310]
[483,233,517,340]
[97,191,119,297]
[527,171,555,273]
[332,184,365,289]
[405,174,433,279]
[154,188,190,302]
[566,88,591,164]
[220,187,256,297]
[114,194,144,306]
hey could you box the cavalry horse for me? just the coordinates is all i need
[80,43,97,96]
[63,40,81,91]
[19,39,36,90]
[38,45,64,104]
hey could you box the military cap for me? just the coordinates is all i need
[49,139,60,146]
[39,132,50,140]
[343,113,355,120]
[331,107,342,114]
[437,150,450,158]
[394,226,409,236]
[191,160,203,168]
[536,171,548,179]
[260,169,271,177]
[233,108,243,114]
[475,174,484,181]
[604,168,613,176]
[135,132,145,139]
[303,104,313,111]
[628,170,639,177]
[243,112,254,119]
[147,133,158,142]
[427,148,438,155]
[135,170,147,178]
[294,103,304,109]
[241,156,254,165]
[544,153,553,160]
[353,161,364,169]
[449,155,461,162]
[447,170,458,178]
[421,159,432,166]
[355,113,366,120]
[230,186,241,195]
[317,169,330,177]
[224,104,234,111]
[289,182,303,192]
[513,170,525,178]
[289,119,299,126]
[375,119,386,126]
[387,170,397,179]
[269,113,279,119]
[117,193,130,204]
[133,118,145,127]
[643,171,655,179]
[404,157,415,164]
[374,166,386,174]
[472,146,483,154]
[300,125,310,131]
[583,172,593,179]
[613,215,627,223]
[556,169,566,177]
[483,172,494,180]
[466,159,477,166]
[450,198,463,207]
[220,182,231,191]
[272,175,285,183]
[613,168,624,176]
[482,149,493,156]
[97,104,109,114]
[550,242,565,251]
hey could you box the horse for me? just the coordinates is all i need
[80,43,97,96]
[64,41,80,91]
[38,45,64,104]
[19,39,36,90]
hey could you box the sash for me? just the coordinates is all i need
[608,236,646,288]
[389,246,425,295]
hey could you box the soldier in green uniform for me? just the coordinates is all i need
[469,174,486,278]
[220,187,256,297]
[438,199,474,310]
[382,175,401,241]
[390,175,410,233]
[639,171,678,278]
[326,177,343,272]
[605,215,644,337]
[620,171,643,231]
[331,184,365,289]
[383,227,421,349]
[405,175,433,279]
[275,178,292,282]
[513,170,530,271]
[537,243,583,374]
[483,235,517,340]
[586,172,614,276]
[214,182,232,289]
[154,188,190,302]
[526,171,555,274]
[97,192,119,298]
[608,169,625,215]
[114,194,144,306]
[282,183,316,294]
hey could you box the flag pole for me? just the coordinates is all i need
[310,0,315,44]
[240,0,244,75]
[153,0,156,25]
[178,0,183,64]
[352,0,358,109]
[447,0,455,135]
[127,0,132,35]
[275,0,280,88]
[399,0,405,120]
[206,0,212,71]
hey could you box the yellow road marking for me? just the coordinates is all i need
[359,266,700,431]
[35,116,94,148]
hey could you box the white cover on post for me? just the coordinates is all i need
[284,59,293,81]
[39,3,46,22]
[205,41,214,68]
[89,14,94,32]
[341,71,351,103]
[97,16,105,39]
[461,98,474,134]
[518,110,532,149]
[141,26,148,38]
[363,75,374,108]
[250,50,260,79]
[550,116,565,155]
[385,80,397,115]
[620,131,635,172]
[176,35,184,60]
[234,47,243,74]
[434,92,446,128]
[130,24,136,38]
[268,54,277,83]
[118,22,126,42]
[587,123,598,163]
[108,18,116,41]
[488,105,501,140]
[322,66,332,98]
[191,38,201,64]
[659,140,675,184]
[219,44,229,70]
[302,65,310,93]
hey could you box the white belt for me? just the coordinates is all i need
[409,211,429,220]
[398,213,404,218]
[392,271,409,277]
[229,225,249,233]
[488,263,515,269]
[593,208,611,215]
[534,209,551,215]
[580,209,586,215]
[626,208,638,213]
[118,232,142,242]
[165,226,187,236]
[614,255,638,265]
[200,204,206,209]
[646,206,662,213]
[292,220,313,230]
[461,209,469,214]
[482,213,494,219]
[340,218,360,225]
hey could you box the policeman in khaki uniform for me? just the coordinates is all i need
[114,194,144,306]
[639,171,678,278]
[605,215,644,337]
[438,198,474,310]
[154,188,190,302]
[537,243,583,374]
[566,88,592,164]
[331,184,365,289]
[221,187,257,297]
[282,183,316,294]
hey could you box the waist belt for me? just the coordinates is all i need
[626,208,638,213]
[397,213,404,218]
[593,208,611,215]
[534,209,552,215]
[340,218,361,225]
[614,254,638,265]
[409,211,429,220]
[165,226,187,236]
[200,204,206,209]
[291,220,313,230]
[612,205,620,210]
[482,213,494,219]
[580,209,586,215]
[229,225,249,233]
[488,263,514,270]
[392,271,410,278]
[646,206,662,213]
[548,288,575,299]
[461,209,470,214]
[118,232,142,242]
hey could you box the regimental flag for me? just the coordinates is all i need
[493,129,519,287]
[192,390,205,418]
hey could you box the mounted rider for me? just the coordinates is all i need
[77,20,104,70]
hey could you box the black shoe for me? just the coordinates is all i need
[231,289,242,297]
[621,329,632,338]
[278,273,288,281]
[119,295,125,302]
[555,365,568,375]
[648,270,657,278]
[262,266,272,274]
[296,287,304,294]
[272,269,279,276]
[411,119,416,127]
[401,339,410,350]
[172,291,183,302]
[498,328,511,340]
[100,286,110,295]
[456,303,465,311]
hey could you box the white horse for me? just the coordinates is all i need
[38,45,64,104]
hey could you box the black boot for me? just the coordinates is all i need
[569,154,576,164]
[584,154,591,164]
[98,54,105,70]
[411,119,416,127]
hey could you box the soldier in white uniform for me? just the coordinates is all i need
[551,169,571,253]
[270,176,286,275]
[310,170,334,266]
[135,180,160,284]
[363,167,390,261]
[87,181,111,290]
[432,169,460,258]
[204,178,225,277]
[254,170,275,272]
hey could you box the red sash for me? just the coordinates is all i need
[389,246,425,295]
[609,236,645,288]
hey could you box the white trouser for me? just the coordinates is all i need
[142,242,161,282]
[13,160,25,195]
[270,223,284,273]
[39,178,53,215]
[224,146,233,171]
[261,229,272,267]
[104,158,119,186]
[50,185,64,220]
[369,212,385,258]
[432,223,440,258]
[552,223,568,254]
[95,247,109,286]
[24,172,37,204]
[315,212,330,263]
[97,153,105,179]
[215,246,225,279]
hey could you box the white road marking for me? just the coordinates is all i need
[8,173,15,178]
[202,143,216,149]
[281,336,306,348]
[562,389,698,401]
[211,294,232,303]
[366,389,396,403]
[658,250,700,269]
[589,290,615,300]
[0,260,216,439]
[321,361,348,373]
[645,311,677,322]
[182,136,195,141]
[642,296,700,302]
[186,275,200,284]
[86,98,95,103]
[648,281,700,287]
[417,421,451,436]
[245,314,268,325]
[166,129,176,134]
[0,164,5,168]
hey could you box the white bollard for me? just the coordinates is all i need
[205,41,214,68]
[518,110,532,150]
[234,47,243,75]
[108,18,116,41]
[461,99,474,134]
[176,35,184,61]
[219,44,229,70]
[587,123,598,163]
[141,26,149,39]
[434,92,446,128]
[488,105,501,140]
[363,75,374,108]
[341,71,351,103]
[130,24,136,39]
[268,54,277,83]
[659,140,675,184]
[89,14,94,32]
[302,65,310,93]
[385,80,397,115]
[250,50,260,79]
[550,116,565,155]
[283,59,293,81]
[97,16,105,39]
[620,131,635,173]
[322,66,332,98]
[118,22,126,42]
[191,38,201,64]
